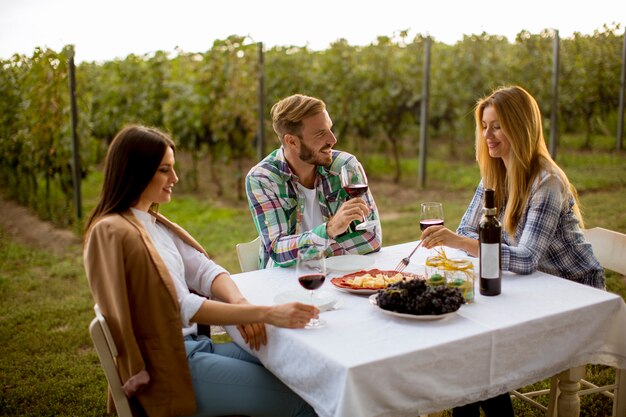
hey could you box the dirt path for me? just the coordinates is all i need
[0,195,80,256]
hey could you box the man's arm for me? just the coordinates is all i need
[246,170,328,267]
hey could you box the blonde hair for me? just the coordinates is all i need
[474,85,583,234]
[271,94,326,142]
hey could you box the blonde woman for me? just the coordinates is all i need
[420,86,604,415]
[421,85,604,288]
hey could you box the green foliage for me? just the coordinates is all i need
[163,36,258,195]
[1,24,625,227]
[560,24,625,148]
[0,47,88,226]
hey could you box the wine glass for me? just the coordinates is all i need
[419,202,444,231]
[296,246,327,329]
[420,202,444,253]
[340,163,375,231]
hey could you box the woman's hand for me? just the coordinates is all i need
[237,322,267,351]
[192,298,319,350]
[232,298,267,351]
[420,225,479,256]
[420,225,460,249]
[122,369,150,397]
[239,303,319,349]
[267,302,320,329]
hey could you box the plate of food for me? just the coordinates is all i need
[368,279,464,320]
[324,254,375,272]
[330,269,421,295]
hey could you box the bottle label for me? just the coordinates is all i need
[480,243,500,279]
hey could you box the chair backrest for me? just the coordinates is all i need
[583,227,626,275]
[236,236,262,272]
[89,305,133,417]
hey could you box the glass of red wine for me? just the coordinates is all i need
[420,202,444,231]
[420,202,444,253]
[340,163,375,231]
[296,246,327,329]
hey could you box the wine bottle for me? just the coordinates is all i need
[479,188,501,296]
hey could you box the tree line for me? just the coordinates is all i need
[0,24,623,226]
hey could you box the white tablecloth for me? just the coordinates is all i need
[225,242,626,417]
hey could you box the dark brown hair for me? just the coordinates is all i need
[84,125,175,235]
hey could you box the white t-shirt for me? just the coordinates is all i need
[131,208,228,336]
[297,183,324,233]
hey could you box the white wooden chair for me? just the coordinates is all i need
[584,227,626,276]
[511,227,626,416]
[236,236,261,272]
[89,304,133,417]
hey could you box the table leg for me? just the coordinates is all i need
[556,366,586,417]
[615,368,626,417]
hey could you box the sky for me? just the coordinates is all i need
[1,0,624,63]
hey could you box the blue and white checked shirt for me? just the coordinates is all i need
[245,147,382,268]
[457,171,605,289]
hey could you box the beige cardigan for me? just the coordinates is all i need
[84,210,210,416]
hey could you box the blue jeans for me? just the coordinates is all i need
[184,334,316,417]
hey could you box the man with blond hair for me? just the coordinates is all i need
[245,94,382,268]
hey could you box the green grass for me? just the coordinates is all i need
[1,136,624,416]
[0,234,107,416]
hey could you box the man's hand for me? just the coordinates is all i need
[327,198,370,238]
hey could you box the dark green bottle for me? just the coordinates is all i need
[479,188,501,296]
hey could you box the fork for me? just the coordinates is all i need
[394,241,423,272]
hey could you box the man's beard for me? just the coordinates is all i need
[299,141,332,166]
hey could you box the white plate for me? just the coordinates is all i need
[368,294,457,321]
[273,290,337,312]
[329,269,421,295]
[331,286,378,295]
[325,255,375,272]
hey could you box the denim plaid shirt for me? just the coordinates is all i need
[457,171,605,289]
[245,147,382,268]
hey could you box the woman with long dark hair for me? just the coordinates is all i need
[84,124,318,417]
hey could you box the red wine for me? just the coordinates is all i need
[420,219,444,231]
[298,273,326,290]
[344,184,368,198]
[479,188,501,296]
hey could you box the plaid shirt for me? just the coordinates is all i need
[245,147,382,268]
[457,171,605,289]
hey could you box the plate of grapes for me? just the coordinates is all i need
[369,279,464,320]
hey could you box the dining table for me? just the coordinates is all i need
[224,241,626,417]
